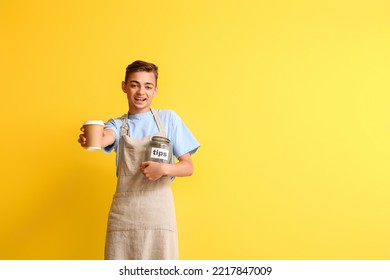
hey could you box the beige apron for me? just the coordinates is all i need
[104,108,178,260]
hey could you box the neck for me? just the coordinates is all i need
[128,107,152,115]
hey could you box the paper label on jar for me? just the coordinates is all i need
[150,147,169,161]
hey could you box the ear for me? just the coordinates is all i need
[121,81,127,93]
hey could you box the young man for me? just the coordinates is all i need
[78,60,200,259]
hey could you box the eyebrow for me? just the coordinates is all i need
[129,80,155,86]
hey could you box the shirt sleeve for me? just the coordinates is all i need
[167,110,200,159]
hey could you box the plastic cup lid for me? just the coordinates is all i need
[83,120,104,126]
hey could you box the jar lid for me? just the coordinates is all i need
[151,136,170,143]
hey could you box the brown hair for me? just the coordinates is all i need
[124,60,158,84]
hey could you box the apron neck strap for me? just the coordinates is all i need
[120,114,128,136]
[151,108,166,136]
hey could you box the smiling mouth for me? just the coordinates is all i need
[135,97,147,101]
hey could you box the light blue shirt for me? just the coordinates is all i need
[103,109,200,176]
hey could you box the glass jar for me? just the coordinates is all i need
[144,136,172,163]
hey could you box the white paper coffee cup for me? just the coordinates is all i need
[83,120,104,151]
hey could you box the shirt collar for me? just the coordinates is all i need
[127,110,153,120]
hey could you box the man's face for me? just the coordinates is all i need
[122,71,157,114]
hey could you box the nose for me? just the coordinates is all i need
[138,85,146,94]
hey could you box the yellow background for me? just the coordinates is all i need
[1,0,390,259]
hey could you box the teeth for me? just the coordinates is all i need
[135,98,146,101]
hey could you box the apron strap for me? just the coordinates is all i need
[151,108,166,136]
[120,114,129,136]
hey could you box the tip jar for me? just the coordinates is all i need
[144,136,172,163]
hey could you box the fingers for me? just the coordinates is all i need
[140,162,148,174]
[144,173,159,181]
[78,134,87,146]
[143,174,158,181]
[78,126,89,148]
[140,162,160,181]
[140,162,150,171]
[78,126,86,146]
